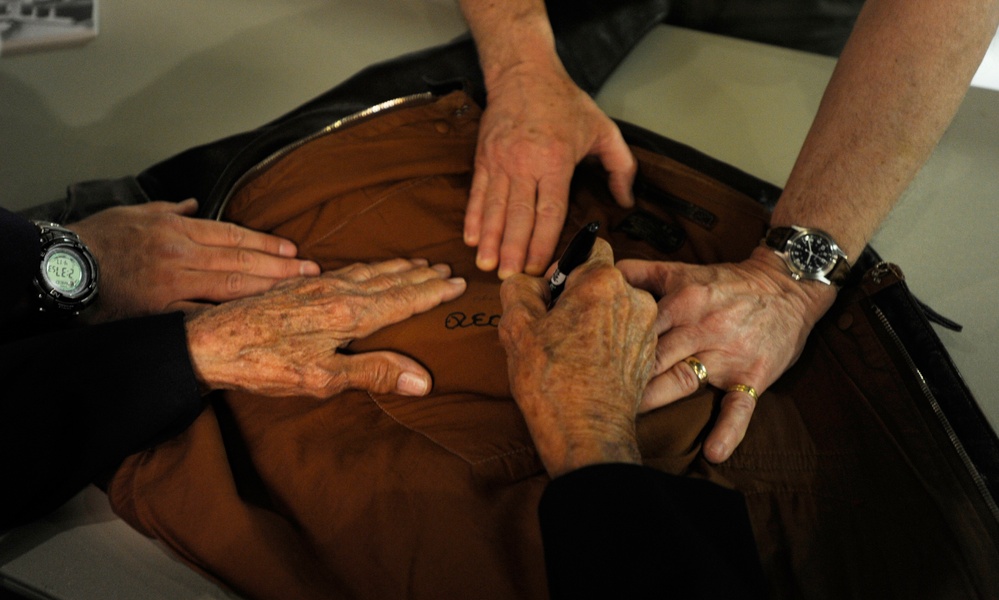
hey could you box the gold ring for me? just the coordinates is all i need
[682,356,708,385]
[727,384,759,402]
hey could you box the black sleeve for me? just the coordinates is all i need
[0,312,204,530]
[539,463,768,599]
[0,206,41,316]
[0,206,72,337]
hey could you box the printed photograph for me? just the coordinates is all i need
[1,0,97,57]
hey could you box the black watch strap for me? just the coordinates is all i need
[821,254,851,287]
[763,226,796,252]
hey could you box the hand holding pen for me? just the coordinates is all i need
[498,234,659,477]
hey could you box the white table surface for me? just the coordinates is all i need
[2,2,997,598]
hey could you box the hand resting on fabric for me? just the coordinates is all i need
[618,246,836,463]
[459,0,636,281]
[185,258,467,398]
[68,198,321,323]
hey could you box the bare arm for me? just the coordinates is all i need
[775,0,999,261]
[457,0,636,278]
[622,0,999,463]
[458,0,556,88]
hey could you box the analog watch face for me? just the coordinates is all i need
[788,233,834,274]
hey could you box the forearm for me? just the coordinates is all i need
[775,0,999,260]
[457,0,567,89]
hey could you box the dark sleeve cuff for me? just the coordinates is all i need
[0,207,41,312]
[1,312,204,528]
[539,463,767,600]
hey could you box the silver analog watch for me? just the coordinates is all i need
[764,225,851,287]
[32,221,100,315]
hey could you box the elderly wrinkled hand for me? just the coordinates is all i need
[617,246,837,463]
[463,64,636,280]
[499,239,658,478]
[184,258,466,398]
[69,199,320,323]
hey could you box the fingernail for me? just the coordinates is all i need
[524,261,545,277]
[707,441,729,462]
[476,253,497,272]
[431,263,451,275]
[448,277,466,287]
[396,372,429,396]
[279,241,298,257]
[300,261,321,276]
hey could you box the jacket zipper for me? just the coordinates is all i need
[212,92,437,220]
[870,297,999,524]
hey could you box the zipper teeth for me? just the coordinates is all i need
[213,92,436,220]
[873,305,999,523]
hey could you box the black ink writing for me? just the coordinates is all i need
[445,312,500,329]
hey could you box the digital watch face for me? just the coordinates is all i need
[788,233,834,274]
[41,246,90,298]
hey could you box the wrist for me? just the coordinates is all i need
[748,245,837,321]
[481,47,566,94]
[183,311,228,394]
[550,437,642,479]
[30,220,100,316]
[532,414,642,479]
[767,199,868,266]
[761,223,853,288]
[467,8,562,89]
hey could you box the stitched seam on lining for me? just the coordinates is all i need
[309,176,432,247]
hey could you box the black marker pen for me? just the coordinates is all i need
[548,221,600,309]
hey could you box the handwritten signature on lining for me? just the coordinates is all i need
[445,312,500,329]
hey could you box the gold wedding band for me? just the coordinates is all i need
[683,356,709,385]
[728,384,759,402]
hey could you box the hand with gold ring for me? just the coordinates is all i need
[682,356,709,386]
[617,249,838,463]
[727,384,759,403]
